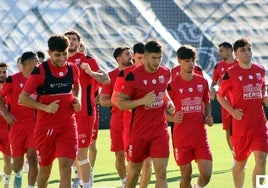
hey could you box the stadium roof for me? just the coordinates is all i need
[0,0,268,76]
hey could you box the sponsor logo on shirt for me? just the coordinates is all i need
[181,97,202,113]
[243,84,262,100]
[144,92,164,109]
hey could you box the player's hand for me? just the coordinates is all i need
[142,91,156,105]
[80,63,92,75]
[173,111,183,123]
[230,108,243,120]
[205,115,214,127]
[166,101,175,114]
[45,100,60,113]
[73,97,81,112]
[2,112,17,125]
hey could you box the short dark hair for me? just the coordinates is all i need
[218,42,233,50]
[48,35,69,52]
[0,62,8,68]
[36,51,45,59]
[133,42,144,54]
[113,46,131,60]
[144,40,162,53]
[176,44,197,60]
[64,29,81,42]
[21,51,37,64]
[233,38,252,52]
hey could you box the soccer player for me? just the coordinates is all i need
[217,38,268,188]
[99,45,133,187]
[19,35,81,188]
[167,45,213,188]
[64,29,110,188]
[210,42,238,168]
[0,52,38,188]
[0,62,12,188]
[111,42,152,188]
[117,40,173,188]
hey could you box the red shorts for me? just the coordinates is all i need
[10,128,35,158]
[0,130,11,156]
[34,124,78,166]
[232,131,268,161]
[92,105,100,141]
[221,108,232,130]
[126,133,170,163]
[173,141,212,166]
[110,113,124,152]
[76,114,96,148]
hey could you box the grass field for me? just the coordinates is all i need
[0,124,261,188]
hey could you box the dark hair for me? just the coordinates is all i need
[0,62,8,68]
[233,38,252,52]
[176,45,197,60]
[144,40,162,53]
[218,42,233,50]
[48,35,69,52]
[133,42,144,54]
[113,46,131,60]
[21,51,37,64]
[36,51,45,59]
[64,29,81,42]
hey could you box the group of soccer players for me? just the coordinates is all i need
[0,29,267,188]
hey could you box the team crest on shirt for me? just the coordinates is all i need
[158,75,165,83]
[143,80,147,85]
[197,84,203,92]
[256,73,261,80]
[74,59,80,65]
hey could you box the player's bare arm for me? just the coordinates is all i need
[117,90,156,110]
[99,93,113,107]
[217,94,243,120]
[80,63,111,84]
[0,96,17,125]
[19,91,59,113]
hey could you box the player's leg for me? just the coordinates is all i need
[77,147,91,187]
[37,165,52,188]
[179,163,192,187]
[139,157,152,188]
[58,157,75,188]
[115,150,127,186]
[152,158,168,188]
[126,161,143,188]
[252,151,267,187]
[195,159,212,187]
[26,148,38,186]
[2,153,12,188]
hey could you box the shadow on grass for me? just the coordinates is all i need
[47,168,231,185]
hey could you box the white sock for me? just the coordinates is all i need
[15,171,22,178]
[83,182,90,188]
[72,166,79,178]
[193,184,204,188]
[4,174,11,185]
[121,177,126,187]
